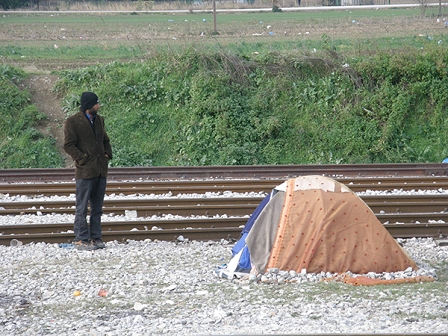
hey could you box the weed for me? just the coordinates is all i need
[4,11,448,167]
[0,65,64,168]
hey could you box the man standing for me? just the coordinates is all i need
[63,92,112,251]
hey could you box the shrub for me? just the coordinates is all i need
[49,46,448,167]
[0,65,63,168]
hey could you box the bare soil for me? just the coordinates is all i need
[6,8,445,169]
[22,75,73,167]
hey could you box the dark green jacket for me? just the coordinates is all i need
[63,111,112,180]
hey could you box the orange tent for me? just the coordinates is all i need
[245,175,418,275]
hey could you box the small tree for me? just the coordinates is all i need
[271,0,282,11]
[0,0,31,10]
[416,0,428,16]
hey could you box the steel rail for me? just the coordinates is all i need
[0,180,278,196]
[0,228,242,245]
[2,194,448,212]
[2,165,448,245]
[0,196,264,210]
[1,196,448,246]
[0,218,246,235]
[0,220,444,246]
[1,163,448,182]
[3,176,448,196]
[2,204,448,220]
[0,204,257,217]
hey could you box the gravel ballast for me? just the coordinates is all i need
[0,238,447,335]
[0,189,448,335]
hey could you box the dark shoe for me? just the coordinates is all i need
[74,239,98,251]
[92,238,106,249]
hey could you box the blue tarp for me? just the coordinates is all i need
[230,192,274,272]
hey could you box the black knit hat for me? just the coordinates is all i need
[80,92,99,111]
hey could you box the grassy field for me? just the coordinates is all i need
[2,6,448,168]
[1,6,447,71]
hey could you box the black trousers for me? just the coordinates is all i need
[74,176,107,241]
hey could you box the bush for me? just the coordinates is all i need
[0,65,64,168]
[48,45,448,167]
[0,0,32,10]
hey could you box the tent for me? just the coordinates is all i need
[217,175,418,279]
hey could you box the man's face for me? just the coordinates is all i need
[90,103,100,115]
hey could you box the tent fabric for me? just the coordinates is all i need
[241,193,275,235]
[325,273,435,286]
[230,232,251,272]
[231,192,274,258]
[230,192,276,272]
[218,175,418,278]
[264,176,417,274]
[245,191,285,273]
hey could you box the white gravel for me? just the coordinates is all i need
[0,187,448,335]
[0,238,447,335]
[1,187,448,227]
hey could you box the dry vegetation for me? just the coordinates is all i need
[1,4,447,73]
[2,3,448,168]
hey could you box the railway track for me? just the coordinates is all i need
[1,221,445,245]
[1,164,448,245]
[1,194,447,244]
[3,176,448,196]
[1,163,448,182]
[2,194,448,215]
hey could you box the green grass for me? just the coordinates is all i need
[0,65,64,168]
[0,35,444,62]
[2,8,448,168]
[44,43,448,167]
[0,7,440,24]
[0,44,148,60]
[1,7,447,59]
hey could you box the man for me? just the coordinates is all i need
[63,92,112,251]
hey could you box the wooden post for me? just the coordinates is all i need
[213,0,217,34]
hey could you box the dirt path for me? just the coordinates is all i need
[23,75,73,167]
